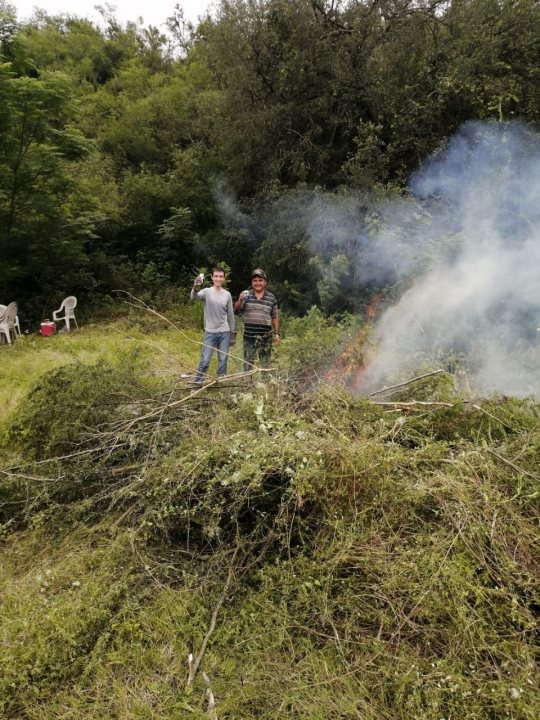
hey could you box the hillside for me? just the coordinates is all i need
[1,313,538,719]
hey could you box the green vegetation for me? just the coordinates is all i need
[1,0,540,319]
[1,0,539,714]
[1,316,538,718]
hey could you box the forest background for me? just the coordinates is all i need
[1,0,539,325]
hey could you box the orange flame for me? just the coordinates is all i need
[324,295,380,391]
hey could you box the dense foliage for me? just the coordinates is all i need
[1,0,539,321]
[0,318,538,718]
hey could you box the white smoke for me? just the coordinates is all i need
[362,121,540,398]
[213,120,540,398]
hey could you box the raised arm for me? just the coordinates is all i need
[234,290,249,312]
[190,274,204,300]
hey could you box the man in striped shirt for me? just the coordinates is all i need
[234,268,280,372]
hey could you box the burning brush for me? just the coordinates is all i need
[324,296,380,392]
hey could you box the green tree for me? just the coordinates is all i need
[198,0,347,195]
[196,0,540,196]
[0,64,97,319]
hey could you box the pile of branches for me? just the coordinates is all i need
[1,351,539,718]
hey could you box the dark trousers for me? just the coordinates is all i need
[243,331,272,372]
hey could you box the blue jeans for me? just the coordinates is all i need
[195,331,231,383]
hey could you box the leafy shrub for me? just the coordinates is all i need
[278,306,358,375]
[9,353,149,460]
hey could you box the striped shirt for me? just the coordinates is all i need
[240,290,278,339]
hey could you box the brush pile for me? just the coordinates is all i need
[1,339,539,719]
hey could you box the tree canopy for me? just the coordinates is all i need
[0,0,539,321]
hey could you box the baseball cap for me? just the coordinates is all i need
[251,268,267,279]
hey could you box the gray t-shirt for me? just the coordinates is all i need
[191,287,235,333]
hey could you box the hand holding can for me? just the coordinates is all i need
[195,273,205,286]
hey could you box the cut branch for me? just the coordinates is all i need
[472,404,516,433]
[371,400,455,408]
[202,672,218,720]
[486,448,539,482]
[368,369,447,398]
[186,545,239,690]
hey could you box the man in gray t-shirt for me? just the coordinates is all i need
[190,267,235,385]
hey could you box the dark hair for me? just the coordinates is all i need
[212,267,226,275]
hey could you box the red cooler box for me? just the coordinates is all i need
[40,321,56,336]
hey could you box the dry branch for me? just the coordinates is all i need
[370,400,455,408]
[1,444,124,473]
[115,290,248,369]
[486,448,539,482]
[186,545,239,690]
[202,672,218,720]
[368,369,447,398]
[472,403,516,433]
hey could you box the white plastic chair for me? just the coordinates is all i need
[0,304,21,338]
[0,302,19,344]
[53,296,78,332]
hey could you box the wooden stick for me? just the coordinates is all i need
[486,448,539,481]
[370,400,455,408]
[111,464,140,476]
[186,546,239,690]
[115,290,247,368]
[202,673,218,720]
[1,444,123,472]
[368,369,447,398]
[110,368,270,433]
[472,404,515,433]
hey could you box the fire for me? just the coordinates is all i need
[323,296,380,391]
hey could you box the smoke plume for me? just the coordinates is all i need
[360,121,540,398]
[213,120,540,398]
